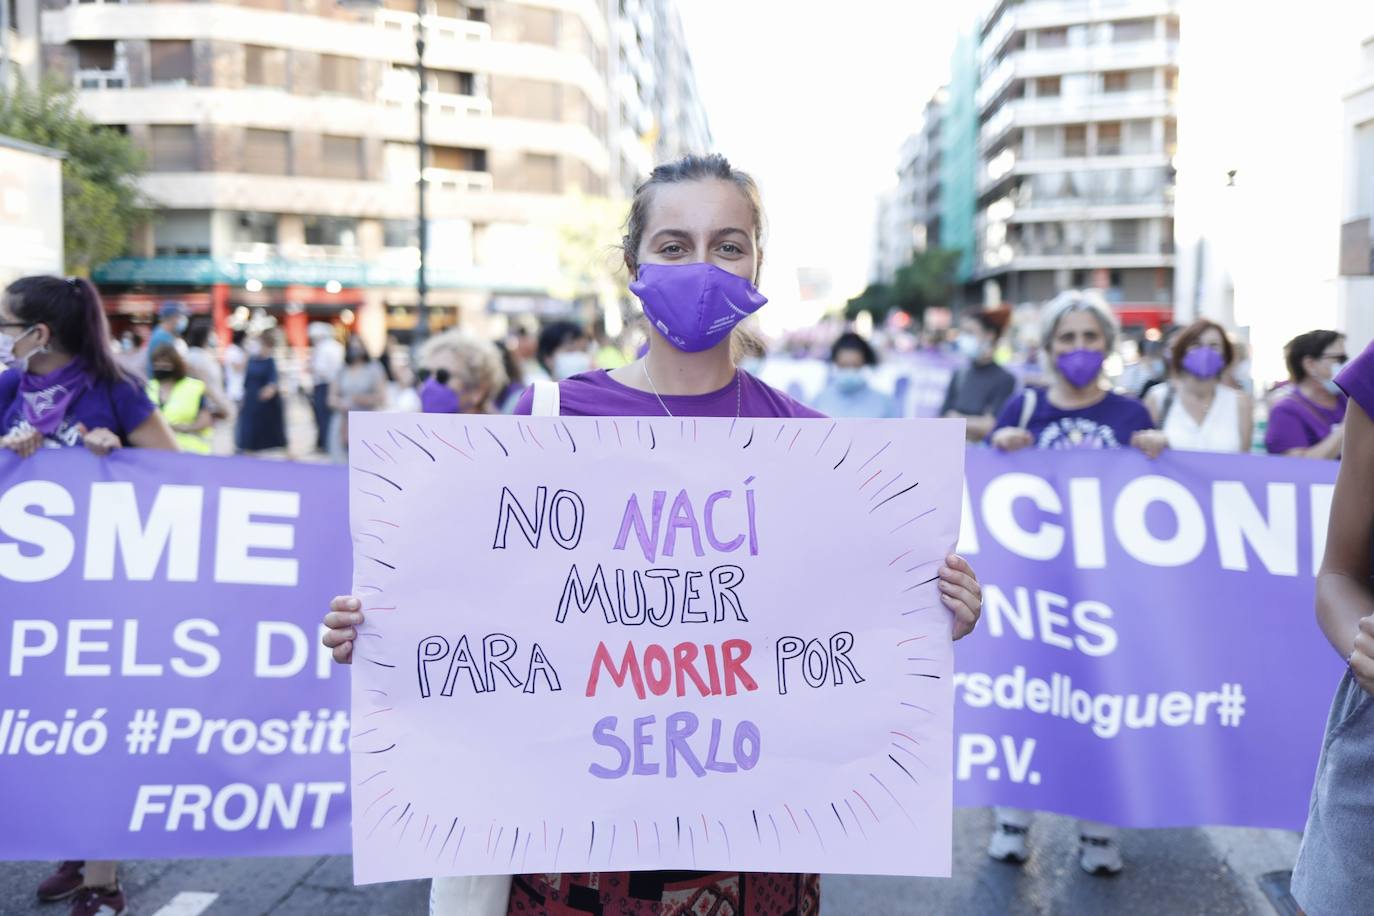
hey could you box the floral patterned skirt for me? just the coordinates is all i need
[507,871,821,915]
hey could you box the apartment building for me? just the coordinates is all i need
[41,0,706,344]
[974,0,1178,316]
[607,0,709,195]
[3,0,41,89]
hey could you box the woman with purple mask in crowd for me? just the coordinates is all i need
[990,289,1160,460]
[1,276,178,916]
[321,154,985,915]
[985,288,1157,875]
[1143,319,1253,453]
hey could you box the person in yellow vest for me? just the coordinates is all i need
[147,343,213,454]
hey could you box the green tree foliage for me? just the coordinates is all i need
[0,80,147,274]
[892,247,960,318]
[845,282,895,321]
[847,247,962,322]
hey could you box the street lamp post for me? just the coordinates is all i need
[338,0,430,354]
[412,0,430,351]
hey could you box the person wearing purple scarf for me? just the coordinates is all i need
[320,154,985,915]
[1,275,175,916]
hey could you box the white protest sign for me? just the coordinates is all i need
[347,415,963,884]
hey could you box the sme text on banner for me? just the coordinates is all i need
[345,415,965,884]
[0,449,351,861]
[953,447,1342,830]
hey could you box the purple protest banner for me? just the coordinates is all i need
[953,447,1342,830]
[0,445,1345,864]
[0,449,351,861]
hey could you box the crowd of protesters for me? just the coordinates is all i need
[1,151,1367,916]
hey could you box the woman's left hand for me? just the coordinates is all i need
[1131,429,1169,459]
[79,425,122,457]
[1351,614,1374,695]
[938,553,982,641]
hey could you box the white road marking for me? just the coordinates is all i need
[151,890,220,916]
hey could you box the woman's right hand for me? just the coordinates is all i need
[322,596,364,664]
[2,427,43,458]
[1351,614,1374,695]
[991,427,1033,452]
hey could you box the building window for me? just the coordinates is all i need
[1111,19,1154,44]
[235,212,278,245]
[432,69,476,96]
[148,125,197,171]
[1064,124,1087,157]
[518,6,558,45]
[1097,122,1122,155]
[1036,27,1067,49]
[491,76,559,120]
[1034,76,1060,98]
[383,218,419,248]
[304,216,359,249]
[243,128,290,175]
[518,152,560,194]
[149,40,195,85]
[74,40,117,71]
[321,135,363,180]
[244,45,287,89]
[320,54,360,96]
[430,145,487,172]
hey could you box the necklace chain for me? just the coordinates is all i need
[642,354,741,418]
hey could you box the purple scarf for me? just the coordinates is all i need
[19,358,92,436]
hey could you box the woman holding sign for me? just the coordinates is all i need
[1292,338,1374,914]
[1,275,178,916]
[323,154,983,914]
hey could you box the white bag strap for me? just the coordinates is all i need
[1017,387,1037,430]
[531,379,561,417]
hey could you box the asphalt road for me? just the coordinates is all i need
[1,810,1301,915]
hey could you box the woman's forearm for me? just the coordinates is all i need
[1316,571,1374,660]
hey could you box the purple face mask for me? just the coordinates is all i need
[630,263,767,353]
[1181,346,1225,379]
[1055,349,1105,388]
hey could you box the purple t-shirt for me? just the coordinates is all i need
[0,367,155,449]
[1336,339,1374,419]
[1264,390,1346,455]
[991,388,1154,449]
[514,369,824,419]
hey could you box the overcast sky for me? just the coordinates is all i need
[676,1,973,313]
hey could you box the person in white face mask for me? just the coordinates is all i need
[1265,329,1348,459]
[813,332,900,418]
[941,311,1016,442]
[536,320,593,381]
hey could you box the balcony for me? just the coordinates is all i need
[978,39,1178,114]
[75,67,127,89]
[381,89,492,119]
[979,89,1174,150]
[377,9,490,45]
[422,167,493,193]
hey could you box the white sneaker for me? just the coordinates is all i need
[1079,834,1123,875]
[987,822,1029,864]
